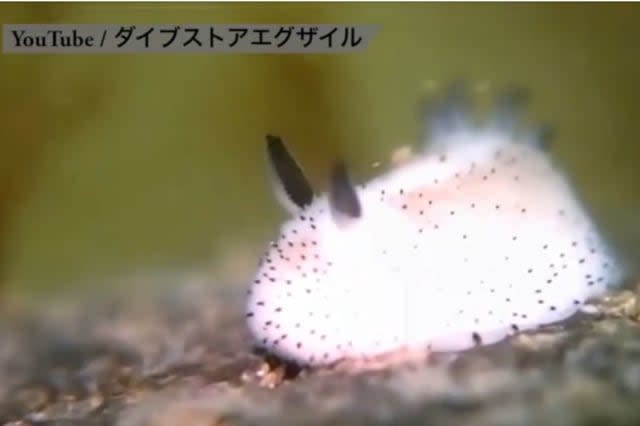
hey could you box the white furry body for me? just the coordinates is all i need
[246,94,622,367]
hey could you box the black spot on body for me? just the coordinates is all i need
[472,332,482,345]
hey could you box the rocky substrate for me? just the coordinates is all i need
[1,272,639,426]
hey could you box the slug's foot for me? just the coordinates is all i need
[332,346,431,374]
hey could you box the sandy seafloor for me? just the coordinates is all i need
[1,270,640,426]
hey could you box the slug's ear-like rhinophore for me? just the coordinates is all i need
[266,134,314,214]
[329,162,361,227]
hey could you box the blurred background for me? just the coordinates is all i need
[0,3,639,297]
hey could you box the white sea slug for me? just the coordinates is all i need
[245,83,624,368]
